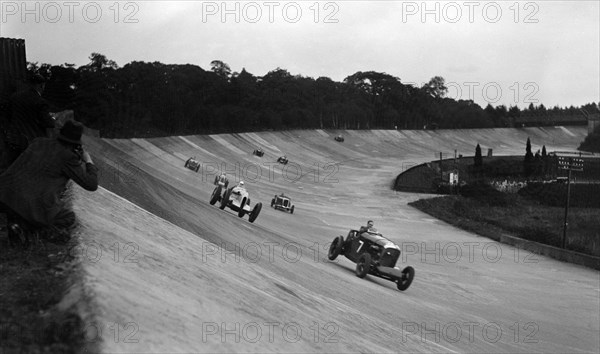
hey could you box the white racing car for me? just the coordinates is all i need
[209,182,262,223]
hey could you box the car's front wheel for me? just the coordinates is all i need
[249,203,262,223]
[397,266,415,291]
[355,253,371,278]
[290,205,294,214]
[327,236,343,261]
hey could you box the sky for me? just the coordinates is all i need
[1,0,599,109]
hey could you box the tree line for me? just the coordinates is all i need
[30,53,599,138]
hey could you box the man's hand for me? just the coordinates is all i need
[82,151,93,164]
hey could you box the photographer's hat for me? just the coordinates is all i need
[58,120,83,145]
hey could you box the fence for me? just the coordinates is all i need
[0,37,27,111]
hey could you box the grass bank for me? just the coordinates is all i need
[409,195,600,257]
[0,206,95,353]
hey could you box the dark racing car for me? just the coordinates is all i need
[253,148,264,157]
[328,229,415,291]
[277,155,289,165]
[271,194,295,214]
[184,157,201,172]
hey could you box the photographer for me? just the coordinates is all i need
[0,120,98,245]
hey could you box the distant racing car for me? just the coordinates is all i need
[214,173,229,189]
[277,156,289,165]
[209,182,262,223]
[334,134,344,142]
[253,148,265,157]
[271,194,295,214]
[184,157,201,172]
[328,229,415,291]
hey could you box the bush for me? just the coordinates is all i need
[518,182,600,208]
[483,158,524,177]
[459,181,513,206]
[435,181,458,194]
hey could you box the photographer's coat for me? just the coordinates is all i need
[0,138,98,226]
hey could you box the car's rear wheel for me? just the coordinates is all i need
[184,159,190,168]
[327,236,344,261]
[249,203,262,223]
[290,205,294,214]
[195,165,200,172]
[209,186,222,205]
[220,188,232,210]
[355,253,371,278]
[238,198,247,217]
[397,266,415,291]
[271,199,275,207]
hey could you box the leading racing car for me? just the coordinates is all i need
[209,182,262,223]
[328,229,415,291]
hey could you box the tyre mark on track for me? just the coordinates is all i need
[210,134,247,155]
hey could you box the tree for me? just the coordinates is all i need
[541,145,550,177]
[578,123,600,153]
[26,62,52,80]
[525,138,533,158]
[474,143,483,167]
[524,137,534,177]
[343,71,409,128]
[421,76,448,99]
[88,52,118,71]
[210,60,231,79]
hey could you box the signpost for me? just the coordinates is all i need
[557,157,584,249]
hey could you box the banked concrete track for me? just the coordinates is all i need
[69,126,599,353]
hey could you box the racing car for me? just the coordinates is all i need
[334,134,344,142]
[271,194,295,214]
[328,229,415,291]
[277,156,289,165]
[184,157,201,172]
[253,148,265,157]
[214,173,229,189]
[209,182,262,223]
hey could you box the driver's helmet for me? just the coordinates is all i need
[239,181,244,186]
